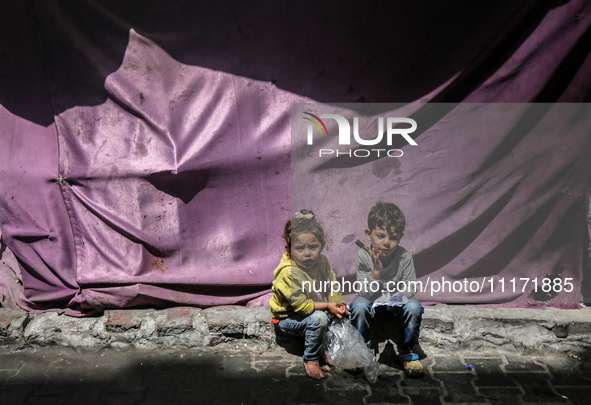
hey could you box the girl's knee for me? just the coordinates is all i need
[310,310,329,328]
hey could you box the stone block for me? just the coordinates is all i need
[0,308,27,342]
[467,357,517,387]
[432,355,472,372]
[156,307,201,336]
[510,373,561,403]
[202,305,247,336]
[477,387,522,405]
[23,312,100,348]
[105,309,155,332]
[438,373,486,403]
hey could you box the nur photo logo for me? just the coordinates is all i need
[303,112,418,158]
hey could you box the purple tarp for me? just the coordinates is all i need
[1,0,590,315]
[292,102,591,305]
[1,31,306,314]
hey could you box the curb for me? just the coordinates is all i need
[1,305,590,355]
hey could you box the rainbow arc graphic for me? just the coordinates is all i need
[302,112,329,136]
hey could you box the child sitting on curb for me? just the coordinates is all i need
[269,209,348,379]
[349,201,425,377]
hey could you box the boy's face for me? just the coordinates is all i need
[365,225,403,259]
[291,233,323,270]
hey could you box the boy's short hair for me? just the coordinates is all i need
[368,201,406,233]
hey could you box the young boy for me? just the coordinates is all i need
[349,201,424,377]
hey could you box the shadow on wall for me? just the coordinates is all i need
[146,170,209,205]
[2,0,546,126]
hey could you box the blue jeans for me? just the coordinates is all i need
[349,295,423,354]
[277,311,329,363]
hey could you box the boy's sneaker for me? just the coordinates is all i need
[399,353,424,377]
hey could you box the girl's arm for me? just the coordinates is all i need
[314,302,348,318]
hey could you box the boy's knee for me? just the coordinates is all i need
[404,299,424,317]
[350,296,372,316]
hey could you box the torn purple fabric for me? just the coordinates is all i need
[1,1,590,315]
[2,31,306,314]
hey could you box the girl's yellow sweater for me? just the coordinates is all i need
[269,252,345,319]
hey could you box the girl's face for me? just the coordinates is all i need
[291,233,323,269]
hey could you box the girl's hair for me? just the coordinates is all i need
[283,209,325,257]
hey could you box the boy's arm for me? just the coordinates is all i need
[356,249,384,301]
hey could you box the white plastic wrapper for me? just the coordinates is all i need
[371,291,408,316]
[323,317,379,383]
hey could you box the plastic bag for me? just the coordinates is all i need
[370,291,408,316]
[323,317,379,383]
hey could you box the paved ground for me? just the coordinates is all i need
[1,343,590,405]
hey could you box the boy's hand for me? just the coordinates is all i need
[367,245,383,279]
[327,302,348,319]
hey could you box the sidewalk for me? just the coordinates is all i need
[1,305,590,356]
[1,346,590,404]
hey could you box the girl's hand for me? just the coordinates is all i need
[327,302,348,319]
[337,303,349,317]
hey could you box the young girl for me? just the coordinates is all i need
[269,209,348,379]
